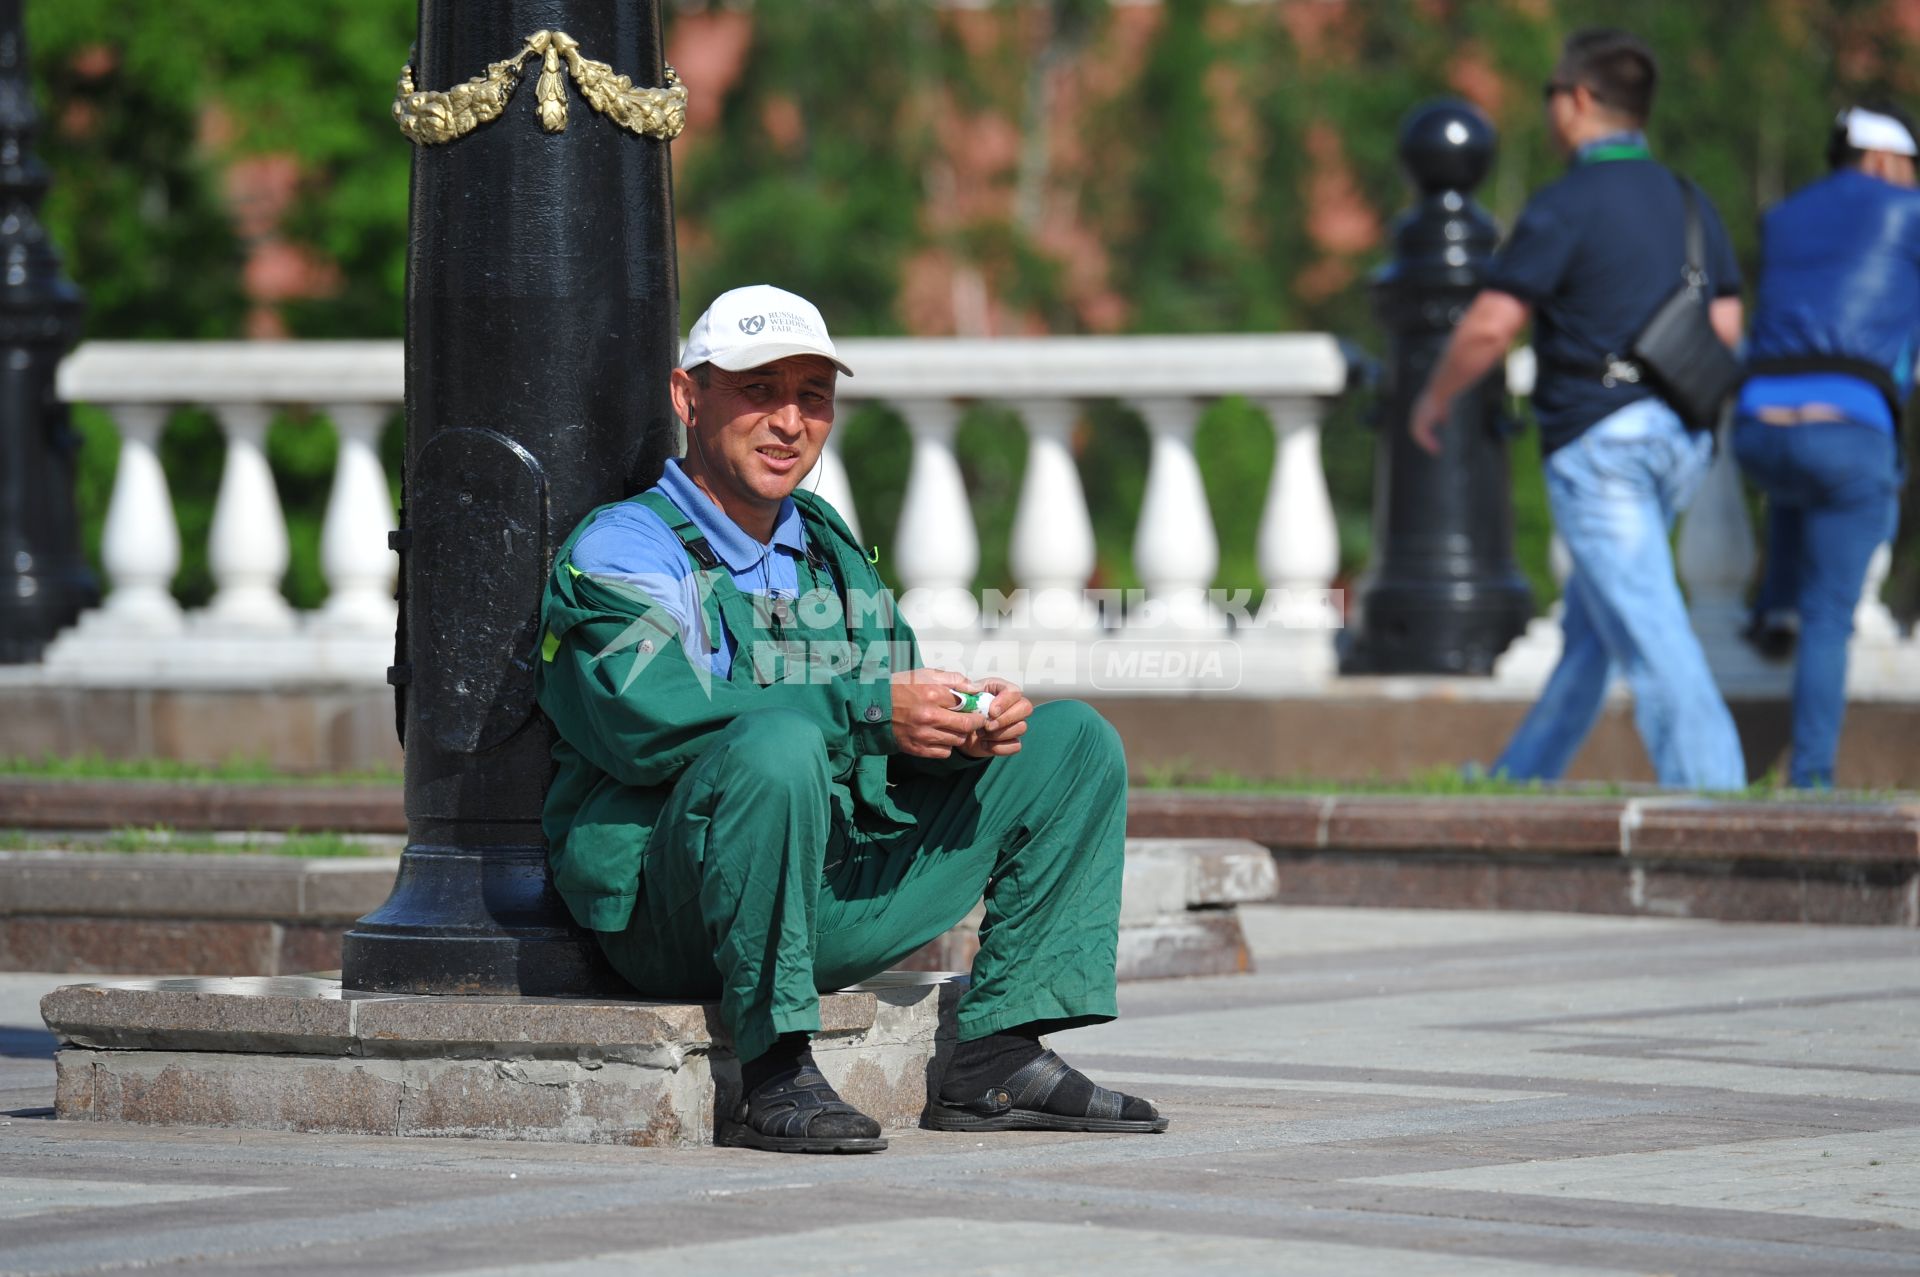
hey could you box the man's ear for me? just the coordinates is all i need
[669,367,699,429]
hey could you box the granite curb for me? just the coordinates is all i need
[1126,791,1920,864]
[0,840,1275,978]
[0,778,404,834]
[0,850,395,921]
[7,779,1917,864]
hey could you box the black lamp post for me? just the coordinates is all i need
[342,0,682,995]
[0,0,93,663]
[1342,101,1533,675]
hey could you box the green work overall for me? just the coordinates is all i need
[535,489,1127,1064]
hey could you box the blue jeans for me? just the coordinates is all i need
[1733,418,1900,787]
[1497,399,1747,789]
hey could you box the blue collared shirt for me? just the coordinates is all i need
[569,459,809,678]
[1738,168,1920,434]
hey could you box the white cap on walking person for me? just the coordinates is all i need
[1840,107,1917,157]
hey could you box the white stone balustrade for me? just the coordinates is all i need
[45,342,401,684]
[833,333,1348,658]
[317,403,401,633]
[1007,399,1097,635]
[34,336,1914,697]
[91,404,182,635]
[1494,532,1573,688]
[204,403,295,633]
[1251,396,1342,678]
[891,398,980,639]
[1129,396,1220,634]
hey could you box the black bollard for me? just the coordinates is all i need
[0,0,93,663]
[1342,101,1532,676]
[341,2,683,995]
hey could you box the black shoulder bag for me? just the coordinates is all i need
[1625,179,1743,430]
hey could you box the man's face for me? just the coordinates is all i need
[671,355,837,526]
[1543,72,1582,155]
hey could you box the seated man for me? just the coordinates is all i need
[534,284,1165,1153]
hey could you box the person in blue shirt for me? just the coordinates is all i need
[1409,28,1747,789]
[1733,105,1917,787]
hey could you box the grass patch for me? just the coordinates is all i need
[3,755,1908,805]
[3,826,393,857]
[1131,763,1915,803]
[0,755,401,785]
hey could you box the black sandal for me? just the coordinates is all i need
[718,1064,888,1154]
[925,1049,1168,1134]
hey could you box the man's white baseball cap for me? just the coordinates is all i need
[679,284,853,376]
[1842,107,1918,157]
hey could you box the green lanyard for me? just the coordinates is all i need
[1579,142,1652,165]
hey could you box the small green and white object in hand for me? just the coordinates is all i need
[950,688,996,718]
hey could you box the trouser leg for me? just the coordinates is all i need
[811,699,1129,1042]
[594,707,836,1065]
[1735,423,1804,663]
[1785,446,1899,787]
[1547,415,1744,789]
[1494,570,1614,780]
[1752,502,1803,621]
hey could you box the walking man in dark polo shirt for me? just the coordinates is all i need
[1409,28,1747,789]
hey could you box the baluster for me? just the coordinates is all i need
[1253,398,1339,666]
[316,403,398,632]
[1853,541,1898,642]
[94,404,183,632]
[1128,397,1220,632]
[803,430,861,543]
[202,403,294,631]
[1494,530,1573,687]
[893,399,979,637]
[1008,399,1097,633]
[1676,423,1771,689]
[1844,539,1919,697]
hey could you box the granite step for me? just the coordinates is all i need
[0,838,1277,979]
[1127,792,1920,925]
[43,971,961,1146]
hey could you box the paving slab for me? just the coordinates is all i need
[2,905,1918,1275]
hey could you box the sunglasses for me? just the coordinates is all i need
[1541,80,1576,101]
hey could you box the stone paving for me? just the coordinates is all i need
[1,904,1917,1274]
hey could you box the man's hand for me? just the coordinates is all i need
[958,676,1033,759]
[1410,390,1450,456]
[889,668,984,759]
[1709,295,1744,350]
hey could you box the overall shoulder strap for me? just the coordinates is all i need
[632,491,723,570]
[789,493,853,597]
[630,491,740,653]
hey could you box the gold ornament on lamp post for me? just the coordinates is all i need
[392,30,687,146]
